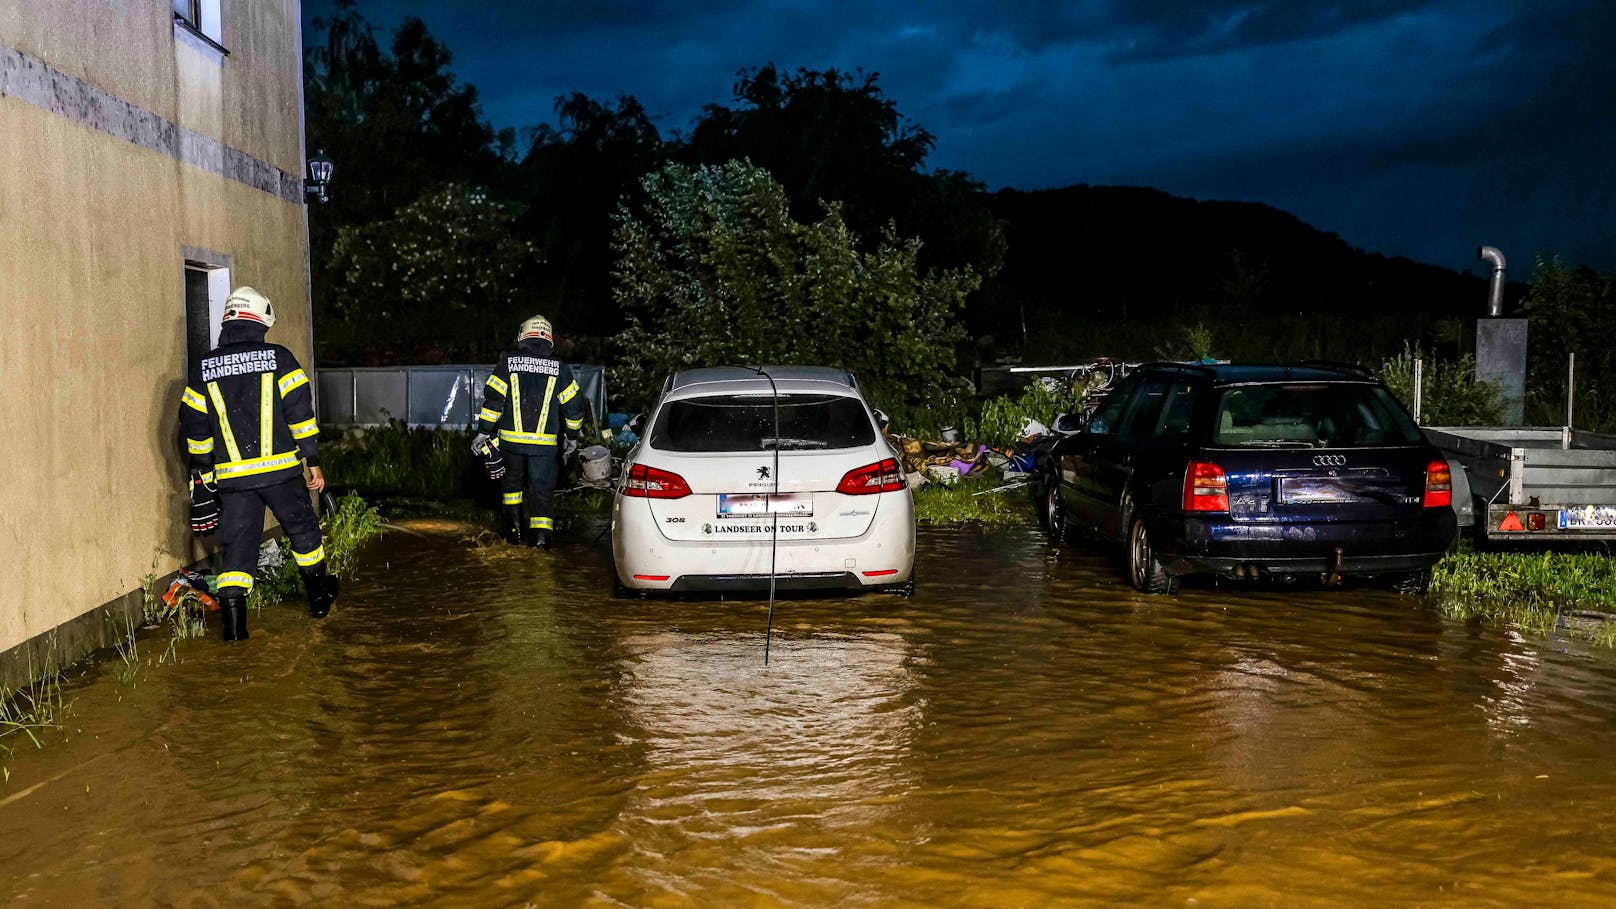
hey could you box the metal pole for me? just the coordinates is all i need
[1568,351,1576,429]
[1413,357,1423,424]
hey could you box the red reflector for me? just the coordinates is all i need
[1498,511,1524,532]
[1527,512,1546,532]
[1423,459,1452,509]
[862,569,899,577]
[632,574,670,581]
[838,458,905,495]
[1182,461,1229,512]
[623,463,691,499]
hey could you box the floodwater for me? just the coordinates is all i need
[5,520,1616,908]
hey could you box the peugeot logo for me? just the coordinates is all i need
[1313,455,1347,467]
[757,466,771,480]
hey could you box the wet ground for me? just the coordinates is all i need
[5,519,1616,907]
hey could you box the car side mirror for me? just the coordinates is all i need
[1053,412,1085,434]
[872,407,890,430]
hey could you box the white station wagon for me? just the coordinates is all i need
[612,366,916,595]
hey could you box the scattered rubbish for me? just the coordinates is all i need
[258,539,285,571]
[579,445,613,485]
[161,570,219,614]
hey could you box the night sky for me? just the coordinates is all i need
[303,1,1616,275]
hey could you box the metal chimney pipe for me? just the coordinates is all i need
[1478,245,1506,317]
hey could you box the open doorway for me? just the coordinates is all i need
[183,259,231,374]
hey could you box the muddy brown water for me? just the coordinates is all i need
[4,519,1616,907]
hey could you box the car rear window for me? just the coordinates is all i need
[1212,383,1424,447]
[650,393,877,452]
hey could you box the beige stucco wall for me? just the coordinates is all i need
[0,1,308,658]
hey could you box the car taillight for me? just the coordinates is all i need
[1424,459,1452,509]
[1182,461,1229,512]
[837,458,905,495]
[623,463,691,499]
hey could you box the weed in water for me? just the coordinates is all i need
[1430,550,1616,645]
[912,475,1035,528]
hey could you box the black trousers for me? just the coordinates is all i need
[499,447,560,534]
[216,475,325,594]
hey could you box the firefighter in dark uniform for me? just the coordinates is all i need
[473,315,585,548]
[178,287,338,641]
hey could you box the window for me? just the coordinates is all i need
[183,260,231,374]
[1119,375,1175,439]
[173,0,223,47]
[1086,375,1141,436]
[1212,383,1424,447]
[1154,383,1200,438]
[650,394,877,452]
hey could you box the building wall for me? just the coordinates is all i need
[0,1,309,664]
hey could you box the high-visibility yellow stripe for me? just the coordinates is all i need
[290,417,319,440]
[292,545,325,568]
[529,516,554,530]
[485,374,508,396]
[260,373,275,456]
[214,451,300,480]
[502,491,523,505]
[537,376,557,440]
[187,436,215,455]
[217,571,254,590]
[477,407,502,424]
[182,387,208,413]
[278,369,309,397]
[565,416,584,430]
[206,382,242,462]
[557,381,580,404]
[510,374,522,433]
[498,429,557,446]
[200,470,216,484]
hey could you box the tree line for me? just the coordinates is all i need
[305,3,1615,427]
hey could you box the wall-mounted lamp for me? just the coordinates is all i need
[306,149,334,204]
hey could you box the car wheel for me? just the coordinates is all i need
[1127,515,1176,594]
[1044,475,1066,544]
[1390,569,1430,596]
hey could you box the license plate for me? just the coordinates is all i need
[1558,505,1616,530]
[717,493,812,517]
[1278,478,1352,504]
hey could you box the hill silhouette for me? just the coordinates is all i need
[977,184,1515,360]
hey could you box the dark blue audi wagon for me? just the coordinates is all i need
[1032,363,1457,593]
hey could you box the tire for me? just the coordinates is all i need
[1127,515,1176,594]
[1043,475,1067,544]
[1390,569,1430,596]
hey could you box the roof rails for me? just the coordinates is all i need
[1291,360,1377,378]
[1137,360,1218,376]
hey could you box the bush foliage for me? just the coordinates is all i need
[610,160,978,411]
[1379,341,1504,426]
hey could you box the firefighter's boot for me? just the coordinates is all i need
[527,528,551,550]
[220,590,249,642]
[502,507,524,545]
[302,568,340,619]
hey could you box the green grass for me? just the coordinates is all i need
[1430,550,1616,645]
[321,423,480,500]
[1,648,68,781]
[249,493,385,610]
[912,475,1035,527]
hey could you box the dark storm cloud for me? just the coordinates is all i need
[305,0,1616,269]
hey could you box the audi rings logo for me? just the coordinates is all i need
[1313,454,1347,467]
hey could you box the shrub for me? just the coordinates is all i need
[1380,341,1503,426]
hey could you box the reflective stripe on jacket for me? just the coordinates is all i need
[476,353,585,451]
[178,342,319,490]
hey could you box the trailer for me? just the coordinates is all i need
[1424,426,1616,541]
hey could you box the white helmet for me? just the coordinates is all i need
[222,286,276,328]
[517,315,552,343]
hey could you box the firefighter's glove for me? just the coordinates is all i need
[562,437,579,464]
[189,470,220,536]
[472,434,506,481]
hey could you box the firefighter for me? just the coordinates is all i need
[473,315,585,548]
[179,287,337,641]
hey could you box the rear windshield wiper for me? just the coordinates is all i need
[762,437,830,450]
